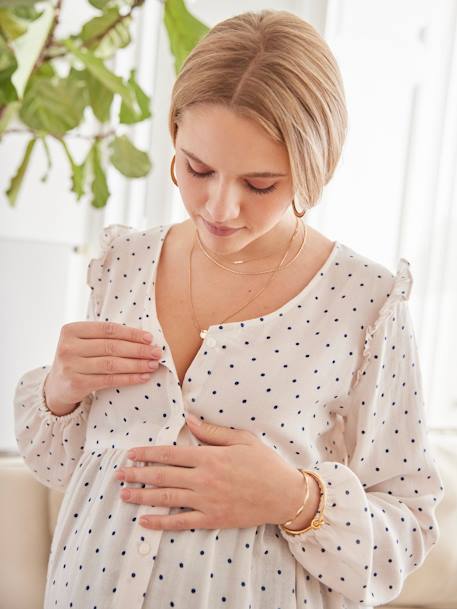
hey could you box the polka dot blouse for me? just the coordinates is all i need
[14,222,444,609]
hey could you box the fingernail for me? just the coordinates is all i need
[127,450,136,459]
[143,332,153,343]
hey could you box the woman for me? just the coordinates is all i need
[14,9,444,609]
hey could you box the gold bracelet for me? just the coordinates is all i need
[279,469,326,536]
[281,469,310,527]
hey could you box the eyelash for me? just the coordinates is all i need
[185,160,277,195]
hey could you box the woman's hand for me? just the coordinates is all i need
[44,321,162,416]
[115,413,305,531]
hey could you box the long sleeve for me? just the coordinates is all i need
[13,224,132,492]
[278,259,445,606]
[13,365,93,491]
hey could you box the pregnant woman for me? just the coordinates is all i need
[14,9,443,609]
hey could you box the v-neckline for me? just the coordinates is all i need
[145,223,207,390]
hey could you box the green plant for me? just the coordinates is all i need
[0,0,209,207]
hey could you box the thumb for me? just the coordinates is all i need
[185,413,252,446]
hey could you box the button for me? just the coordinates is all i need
[138,542,151,555]
[206,336,216,347]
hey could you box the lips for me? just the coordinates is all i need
[202,218,242,236]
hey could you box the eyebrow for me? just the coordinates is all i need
[180,147,288,178]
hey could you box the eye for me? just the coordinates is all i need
[185,160,277,195]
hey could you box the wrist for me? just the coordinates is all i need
[43,376,78,417]
[280,469,321,531]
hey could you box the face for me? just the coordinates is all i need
[173,103,297,257]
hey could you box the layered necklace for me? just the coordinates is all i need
[189,217,308,339]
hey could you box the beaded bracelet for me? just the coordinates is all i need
[279,469,326,536]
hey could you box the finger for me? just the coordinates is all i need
[120,486,197,511]
[72,370,155,392]
[73,336,162,360]
[71,352,160,377]
[117,464,196,489]
[65,320,154,345]
[129,444,209,467]
[140,510,206,531]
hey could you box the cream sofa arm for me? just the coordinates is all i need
[0,451,64,609]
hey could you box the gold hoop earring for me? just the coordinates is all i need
[292,197,306,218]
[170,154,178,186]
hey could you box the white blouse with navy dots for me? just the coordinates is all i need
[14,222,444,609]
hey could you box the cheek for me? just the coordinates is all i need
[260,196,290,221]
[176,167,206,203]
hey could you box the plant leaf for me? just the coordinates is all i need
[0,0,46,6]
[0,34,18,101]
[80,7,131,59]
[81,6,119,42]
[59,137,88,201]
[0,9,28,40]
[63,38,137,112]
[11,6,44,22]
[163,0,209,75]
[109,134,151,178]
[88,0,112,10]
[83,67,113,123]
[119,68,151,125]
[89,139,109,208]
[67,66,113,123]
[0,77,18,103]
[39,134,52,182]
[5,135,36,206]
[9,1,54,98]
[0,99,19,135]
[96,14,131,59]
[19,70,88,136]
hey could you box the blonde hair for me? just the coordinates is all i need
[168,9,348,212]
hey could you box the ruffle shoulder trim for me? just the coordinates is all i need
[350,257,413,391]
[86,223,136,314]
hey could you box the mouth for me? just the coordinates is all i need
[202,218,243,236]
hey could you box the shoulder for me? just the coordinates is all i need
[86,222,174,291]
[335,240,413,308]
[100,223,170,252]
[92,222,174,260]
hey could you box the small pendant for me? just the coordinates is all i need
[199,329,208,339]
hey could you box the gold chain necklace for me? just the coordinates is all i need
[196,217,307,276]
[197,222,296,265]
[190,219,309,339]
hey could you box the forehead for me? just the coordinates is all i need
[176,103,289,170]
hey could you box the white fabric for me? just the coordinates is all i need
[14,222,444,609]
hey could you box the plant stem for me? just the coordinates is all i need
[33,0,64,72]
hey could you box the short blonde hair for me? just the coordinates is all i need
[168,9,348,211]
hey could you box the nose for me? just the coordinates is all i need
[204,183,241,224]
